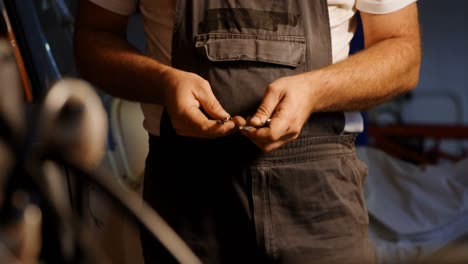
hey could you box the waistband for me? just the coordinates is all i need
[152,129,357,167]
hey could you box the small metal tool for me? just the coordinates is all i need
[262,118,272,127]
[216,117,233,124]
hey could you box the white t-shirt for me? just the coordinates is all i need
[90,0,417,136]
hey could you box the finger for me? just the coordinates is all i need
[259,97,298,139]
[242,132,289,153]
[250,87,281,127]
[197,83,231,120]
[185,107,236,137]
[209,120,237,137]
[242,114,298,148]
[232,115,248,127]
[244,129,294,152]
[268,115,292,140]
[244,116,288,141]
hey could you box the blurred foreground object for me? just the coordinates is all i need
[0,38,23,134]
[0,59,201,263]
[38,78,107,169]
[1,36,39,264]
[0,32,23,217]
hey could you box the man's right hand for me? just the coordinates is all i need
[161,68,236,138]
[75,1,236,139]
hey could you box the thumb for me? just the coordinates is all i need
[250,90,281,127]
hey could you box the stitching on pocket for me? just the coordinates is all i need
[195,33,306,43]
[343,155,364,191]
[264,167,278,259]
[343,155,369,228]
[195,33,306,67]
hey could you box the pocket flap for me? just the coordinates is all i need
[195,34,306,67]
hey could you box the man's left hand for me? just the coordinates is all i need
[234,74,315,153]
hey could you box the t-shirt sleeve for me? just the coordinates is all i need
[356,0,417,14]
[88,0,138,16]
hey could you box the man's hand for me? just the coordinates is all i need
[162,68,237,138]
[234,73,315,152]
[235,3,421,152]
[75,1,236,139]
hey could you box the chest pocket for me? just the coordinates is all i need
[195,33,305,68]
[190,6,308,116]
[195,7,306,67]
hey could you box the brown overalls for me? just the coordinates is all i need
[141,1,375,263]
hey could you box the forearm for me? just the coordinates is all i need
[308,34,421,113]
[74,29,171,104]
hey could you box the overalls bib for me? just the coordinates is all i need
[141,1,375,263]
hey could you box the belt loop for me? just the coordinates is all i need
[340,134,357,149]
